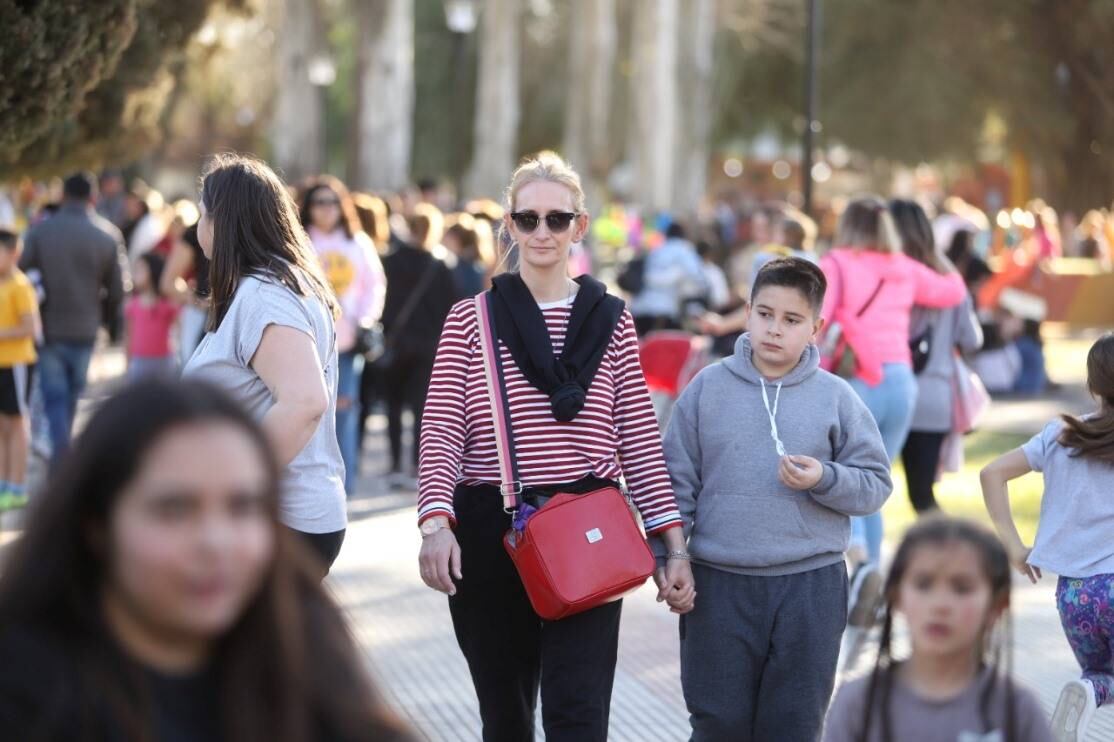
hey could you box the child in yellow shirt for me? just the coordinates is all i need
[0,230,41,510]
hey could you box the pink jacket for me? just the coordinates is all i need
[820,248,967,385]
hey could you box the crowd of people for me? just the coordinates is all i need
[0,150,1109,742]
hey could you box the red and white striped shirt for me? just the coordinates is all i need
[418,296,682,535]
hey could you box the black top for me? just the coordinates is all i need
[381,244,458,358]
[0,623,221,742]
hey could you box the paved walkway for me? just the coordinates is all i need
[3,340,1112,739]
[337,415,1114,741]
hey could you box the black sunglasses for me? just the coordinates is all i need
[311,197,340,207]
[509,210,579,234]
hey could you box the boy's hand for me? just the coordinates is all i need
[778,455,823,491]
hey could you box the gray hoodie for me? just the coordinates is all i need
[663,334,892,576]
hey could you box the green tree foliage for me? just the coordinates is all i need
[1,0,242,178]
[0,1,138,163]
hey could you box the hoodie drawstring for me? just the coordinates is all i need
[760,378,787,457]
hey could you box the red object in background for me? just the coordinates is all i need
[639,331,708,397]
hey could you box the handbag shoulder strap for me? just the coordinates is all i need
[830,251,885,318]
[474,291,522,510]
[392,258,441,335]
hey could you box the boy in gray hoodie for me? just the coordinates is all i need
[663,257,892,742]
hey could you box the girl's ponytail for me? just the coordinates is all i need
[1059,333,1114,464]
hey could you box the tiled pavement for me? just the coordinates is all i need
[332,503,1114,742]
[3,344,1112,739]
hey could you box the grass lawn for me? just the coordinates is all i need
[883,430,1044,545]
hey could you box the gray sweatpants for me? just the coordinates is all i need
[680,561,848,742]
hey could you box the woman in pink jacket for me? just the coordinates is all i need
[820,196,966,616]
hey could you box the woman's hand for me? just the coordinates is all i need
[655,558,696,614]
[419,524,462,596]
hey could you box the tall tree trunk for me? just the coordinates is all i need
[674,0,715,216]
[562,0,615,212]
[631,0,678,212]
[270,0,325,182]
[464,0,521,200]
[354,0,414,193]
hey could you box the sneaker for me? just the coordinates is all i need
[847,563,884,629]
[1051,678,1097,742]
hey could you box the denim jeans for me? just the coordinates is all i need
[38,341,94,462]
[336,350,363,495]
[847,363,918,565]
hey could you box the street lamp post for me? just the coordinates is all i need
[802,0,821,217]
[308,54,337,174]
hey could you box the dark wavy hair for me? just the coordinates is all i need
[1059,332,1114,464]
[858,516,1014,742]
[0,379,410,742]
[299,174,363,241]
[890,199,947,273]
[200,154,338,332]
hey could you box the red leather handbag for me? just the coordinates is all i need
[474,293,655,621]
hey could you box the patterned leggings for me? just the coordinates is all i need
[1057,575,1114,706]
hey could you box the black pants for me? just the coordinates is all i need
[382,352,434,471]
[447,482,622,742]
[900,430,947,513]
[289,527,346,578]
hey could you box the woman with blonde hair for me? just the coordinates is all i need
[417,152,693,741]
[820,195,967,652]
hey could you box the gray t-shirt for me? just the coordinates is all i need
[1022,417,1114,578]
[183,274,346,534]
[824,667,1052,742]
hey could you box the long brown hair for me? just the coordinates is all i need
[858,516,1015,742]
[299,174,363,241]
[889,199,947,272]
[200,154,339,331]
[1059,332,1114,464]
[0,379,410,742]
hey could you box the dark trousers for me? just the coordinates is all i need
[447,483,622,742]
[900,430,947,513]
[289,527,346,579]
[382,352,434,471]
[680,562,847,742]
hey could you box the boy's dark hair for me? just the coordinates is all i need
[0,229,18,252]
[665,221,686,240]
[781,219,807,251]
[63,173,96,202]
[750,256,827,314]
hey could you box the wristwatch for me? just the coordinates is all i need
[420,519,449,537]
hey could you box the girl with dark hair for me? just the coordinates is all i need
[300,175,386,497]
[890,199,983,515]
[0,379,411,741]
[982,332,1114,741]
[125,251,180,380]
[161,222,211,365]
[823,516,1052,742]
[183,154,347,573]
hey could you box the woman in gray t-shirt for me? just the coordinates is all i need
[183,154,346,573]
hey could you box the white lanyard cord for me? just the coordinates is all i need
[760,378,787,457]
